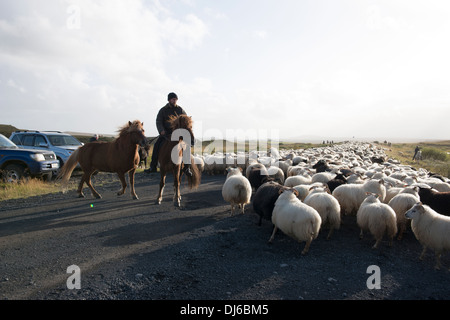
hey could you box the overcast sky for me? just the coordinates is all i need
[1,0,449,142]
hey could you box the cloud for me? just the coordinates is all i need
[0,0,209,135]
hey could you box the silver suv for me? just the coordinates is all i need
[10,131,83,168]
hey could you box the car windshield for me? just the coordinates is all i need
[0,134,18,148]
[47,135,82,146]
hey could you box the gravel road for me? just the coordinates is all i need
[1,171,449,303]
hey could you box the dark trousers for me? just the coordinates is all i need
[150,135,166,168]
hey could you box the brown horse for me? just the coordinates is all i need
[58,120,147,199]
[156,114,201,206]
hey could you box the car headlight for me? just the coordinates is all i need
[30,153,46,162]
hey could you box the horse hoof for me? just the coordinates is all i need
[94,194,102,199]
[78,194,85,198]
[132,195,139,200]
[155,199,161,205]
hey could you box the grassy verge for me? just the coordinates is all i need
[379,140,450,178]
[0,179,63,201]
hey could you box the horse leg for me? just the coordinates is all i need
[116,172,127,197]
[156,171,166,205]
[173,167,181,207]
[77,173,86,198]
[84,171,102,199]
[128,168,138,200]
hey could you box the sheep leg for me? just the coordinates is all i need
[240,203,245,214]
[372,239,381,249]
[359,229,364,239]
[326,227,334,240]
[230,204,235,216]
[388,236,394,247]
[397,223,406,241]
[419,246,427,261]
[268,226,278,243]
[434,252,442,270]
[302,238,312,255]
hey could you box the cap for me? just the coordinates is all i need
[168,92,178,100]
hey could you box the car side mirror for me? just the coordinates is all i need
[39,142,49,148]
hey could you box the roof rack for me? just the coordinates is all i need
[13,130,63,133]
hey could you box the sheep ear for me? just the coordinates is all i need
[278,189,285,195]
[292,189,299,197]
[375,193,380,198]
[128,121,132,126]
[238,167,243,172]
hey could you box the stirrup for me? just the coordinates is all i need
[183,165,193,177]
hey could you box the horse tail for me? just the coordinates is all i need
[57,148,81,192]
[187,154,201,189]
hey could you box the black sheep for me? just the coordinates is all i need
[246,164,269,191]
[327,173,348,193]
[312,159,331,173]
[252,181,289,225]
[418,187,450,216]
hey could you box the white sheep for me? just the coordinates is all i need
[284,174,311,187]
[311,172,335,184]
[356,193,398,249]
[222,167,252,216]
[332,179,386,215]
[267,166,285,184]
[388,190,420,240]
[303,187,341,240]
[405,202,450,270]
[269,189,322,255]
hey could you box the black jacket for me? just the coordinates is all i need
[156,103,187,135]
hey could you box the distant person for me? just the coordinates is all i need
[145,92,194,176]
[89,134,99,142]
[412,146,420,160]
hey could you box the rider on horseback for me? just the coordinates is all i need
[145,92,194,177]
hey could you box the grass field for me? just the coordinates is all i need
[380,140,450,178]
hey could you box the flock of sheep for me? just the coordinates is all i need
[194,141,450,270]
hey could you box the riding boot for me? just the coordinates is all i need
[183,163,193,177]
[144,136,163,174]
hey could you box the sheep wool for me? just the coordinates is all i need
[304,187,341,240]
[222,167,252,216]
[332,179,386,215]
[270,189,322,255]
[357,193,397,249]
[388,192,419,240]
[405,202,450,270]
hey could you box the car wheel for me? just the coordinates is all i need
[4,164,25,183]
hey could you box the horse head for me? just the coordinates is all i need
[119,120,147,147]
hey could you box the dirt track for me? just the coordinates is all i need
[0,171,449,302]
